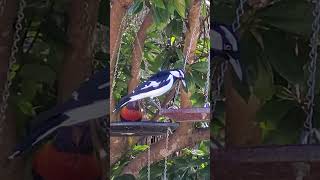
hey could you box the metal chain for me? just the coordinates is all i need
[204,2,211,107]
[173,23,200,105]
[0,0,26,137]
[163,127,171,180]
[147,137,151,180]
[302,0,320,144]
[111,13,127,94]
[232,0,248,31]
[211,62,227,113]
[0,0,6,16]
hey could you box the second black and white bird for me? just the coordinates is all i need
[211,22,242,81]
[113,69,187,112]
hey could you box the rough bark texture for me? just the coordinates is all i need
[56,0,105,178]
[121,0,203,176]
[0,0,25,179]
[58,0,100,102]
[110,0,133,122]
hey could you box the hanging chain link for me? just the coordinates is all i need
[0,0,6,16]
[211,62,227,113]
[111,13,127,94]
[163,127,171,180]
[0,0,26,137]
[232,0,248,32]
[204,3,211,107]
[147,137,151,180]
[302,0,320,144]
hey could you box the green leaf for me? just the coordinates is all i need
[257,0,312,36]
[166,18,183,37]
[174,0,186,18]
[167,0,176,14]
[256,100,297,123]
[128,0,144,15]
[152,6,169,25]
[21,80,39,101]
[190,61,208,73]
[20,64,56,85]
[17,100,35,116]
[252,59,274,102]
[153,0,166,9]
[262,30,304,84]
[133,144,149,152]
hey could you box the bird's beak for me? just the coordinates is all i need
[228,55,242,81]
[181,79,188,93]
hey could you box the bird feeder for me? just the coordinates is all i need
[159,108,210,122]
[110,121,179,136]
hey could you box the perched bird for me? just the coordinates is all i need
[120,101,143,122]
[211,22,242,81]
[7,67,109,160]
[113,69,187,113]
[32,125,102,180]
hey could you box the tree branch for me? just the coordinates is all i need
[110,11,153,166]
[110,0,133,122]
[122,128,210,177]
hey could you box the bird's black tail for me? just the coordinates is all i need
[113,96,131,113]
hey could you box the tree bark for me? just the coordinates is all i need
[121,0,202,176]
[224,66,262,147]
[110,11,153,166]
[0,0,25,179]
[58,0,100,102]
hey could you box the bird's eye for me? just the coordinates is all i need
[225,44,232,50]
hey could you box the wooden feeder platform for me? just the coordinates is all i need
[159,108,210,122]
[212,144,320,180]
[110,121,179,136]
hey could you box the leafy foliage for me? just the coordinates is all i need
[213,0,319,144]
[112,0,210,178]
[7,0,108,136]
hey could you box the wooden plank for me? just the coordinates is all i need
[159,108,210,122]
[212,144,320,162]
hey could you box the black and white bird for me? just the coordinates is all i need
[113,69,186,113]
[7,67,109,160]
[211,22,242,81]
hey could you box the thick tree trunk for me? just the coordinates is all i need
[0,0,25,179]
[121,0,203,176]
[58,0,100,102]
[110,0,133,122]
[224,66,262,147]
[56,0,105,179]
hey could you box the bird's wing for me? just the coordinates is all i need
[130,78,171,97]
[8,114,69,160]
